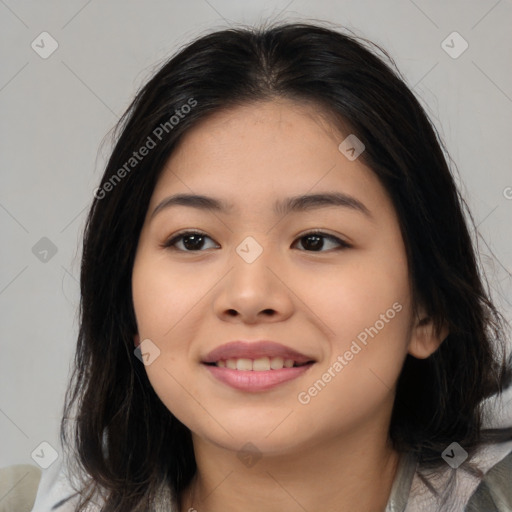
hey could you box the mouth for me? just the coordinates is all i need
[204,357,313,370]
[201,340,316,392]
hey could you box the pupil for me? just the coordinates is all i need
[181,234,324,251]
[304,235,322,251]
[184,234,204,250]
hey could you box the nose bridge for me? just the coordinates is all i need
[213,233,293,321]
[234,234,267,266]
[229,234,277,291]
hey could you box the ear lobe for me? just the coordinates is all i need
[134,333,140,347]
[407,314,449,359]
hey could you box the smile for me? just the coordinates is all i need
[209,356,310,370]
[201,340,316,391]
[203,358,315,392]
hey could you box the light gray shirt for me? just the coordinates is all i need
[31,387,512,512]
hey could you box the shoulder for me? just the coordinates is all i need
[396,385,512,511]
[399,440,512,512]
[30,455,179,511]
[466,448,512,512]
[30,456,100,512]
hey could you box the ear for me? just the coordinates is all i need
[407,307,449,359]
[134,333,140,348]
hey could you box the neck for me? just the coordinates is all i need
[180,426,400,512]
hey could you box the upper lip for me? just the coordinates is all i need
[202,340,315,364]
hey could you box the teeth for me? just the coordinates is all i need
[253,357,270,371]
[217,357,299,370]
[236,358,253,371]
[270,356,284,369]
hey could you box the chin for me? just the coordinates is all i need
[189,416,313,456]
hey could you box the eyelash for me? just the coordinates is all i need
[161,229,351,253]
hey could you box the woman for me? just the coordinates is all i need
[31,21,512,511]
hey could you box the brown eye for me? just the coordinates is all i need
[162,231,218,251]
[161,230,350,253]
[293,231,351,252]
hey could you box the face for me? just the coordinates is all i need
[131,99,440,455]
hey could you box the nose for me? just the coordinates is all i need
[212,241,294,324]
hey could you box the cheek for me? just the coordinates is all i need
[304,248,411,346]
[132,250,211,425]
[296,249,412,402]
[132,250,204,339]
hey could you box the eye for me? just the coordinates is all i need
[161,230,351,252]
[161,230,218,252]
[292,230,351,252]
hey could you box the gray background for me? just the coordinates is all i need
[1,0,511,469]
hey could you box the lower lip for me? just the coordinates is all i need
[203,363,314,392]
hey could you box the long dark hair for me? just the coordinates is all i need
[61,20,512,511]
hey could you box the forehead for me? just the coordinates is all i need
[150,99,391,219]
[171,98,348,168]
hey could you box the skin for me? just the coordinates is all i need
[132,98,448,512]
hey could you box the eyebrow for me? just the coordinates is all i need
[150,192,372,220]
